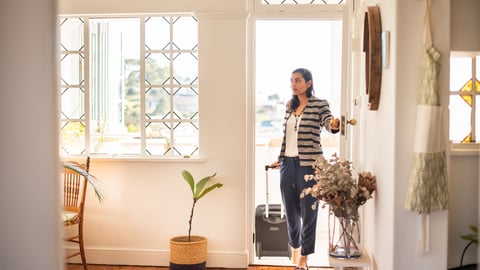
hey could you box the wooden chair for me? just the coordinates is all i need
[62,157,90,270]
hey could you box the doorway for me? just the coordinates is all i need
[253,19,344,266]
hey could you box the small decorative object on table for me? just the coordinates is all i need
[302,154,376,259]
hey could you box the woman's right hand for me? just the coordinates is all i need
[268,161,280,169]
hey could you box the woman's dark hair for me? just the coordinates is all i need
[287,68,315,111]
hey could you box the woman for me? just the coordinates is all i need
[270,68,340,269]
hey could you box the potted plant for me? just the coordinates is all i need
[170,170,223,270]
[62,160,104,202]
[449,225,478,270]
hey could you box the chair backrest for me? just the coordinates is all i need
[63,157,90,215]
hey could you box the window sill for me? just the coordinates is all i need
[61,155,206,163]
[449,142,480,156]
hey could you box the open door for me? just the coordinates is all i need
[252,17,354,266]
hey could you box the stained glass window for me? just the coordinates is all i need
[449,55,479,143]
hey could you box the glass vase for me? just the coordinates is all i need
[328,206,362,258]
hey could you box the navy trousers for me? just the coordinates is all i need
[280,156,318,256]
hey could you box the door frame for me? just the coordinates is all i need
[246,0,355,265]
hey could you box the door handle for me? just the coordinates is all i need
[341,115,357,136]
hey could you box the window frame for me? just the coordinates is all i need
[449,51,480,155]
[59,14,200,160]
[253,0,349,19]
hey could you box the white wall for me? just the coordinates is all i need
[448,154,479,267]
[0,0,62,269]
[58,0,249,268]
[449,0,480,265]
[451,0,480,52]
[360,0,478,269]
[356,0,465,269]
[394,0,450,269]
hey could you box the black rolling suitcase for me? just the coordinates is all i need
[254,165,291,259]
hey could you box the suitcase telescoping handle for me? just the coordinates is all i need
[264,165,284,219]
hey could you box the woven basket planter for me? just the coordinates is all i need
[170,235,207,270]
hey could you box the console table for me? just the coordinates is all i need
[328,249,372,270]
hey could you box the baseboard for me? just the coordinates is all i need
[65,247,249,268]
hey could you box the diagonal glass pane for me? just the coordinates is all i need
[60,18,84,51]
[449,95,471,142]
[460,79,480,106]
[476,95,479,142]
[61,87,85,119]
[60,53,85,86]
[146,122,172,155]
[145,16,171,50]
[173,122,199,156]
[477,56,480,79]
[61,121,86,155]
[450,57,472,91]
[172,52,198,85]
[172,16,198,50]
[146,87,171,119]
[173,87,198,119]
[145,54,170,85]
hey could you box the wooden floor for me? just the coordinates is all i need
[66,264,333,270]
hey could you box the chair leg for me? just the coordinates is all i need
[78,224,88,270]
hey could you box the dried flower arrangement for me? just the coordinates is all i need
[301,153,377,258]
[301,153,376,217]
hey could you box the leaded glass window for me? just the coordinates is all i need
[59,15,199,157]
[449,54,479,143]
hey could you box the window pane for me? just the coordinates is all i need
[173,122,199,156]
[145,17,170,50]
[61,121,86,155]
[173,87,199,119]
[60,53,85,86]
[172,16,198,50]
[61,87,85,119]
[450,57,472,91]
[146,122,171,155]
[145,53,170,85]
[145,16,199,157]
[89,18,141,155]
[60,18,86,154]
[146,87,170,119]
[477,56,480,80]
[60,18,84,51]
[476,95,479,142]
[449,95,471,142]
[173,52,198,85]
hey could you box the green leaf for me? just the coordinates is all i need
[461,225,478,245]
[194,173,217,198]
[181,170,195,196]
[62,162,104,203]
[197,183,223,200]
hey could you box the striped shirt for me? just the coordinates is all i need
[278,96,337,167]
